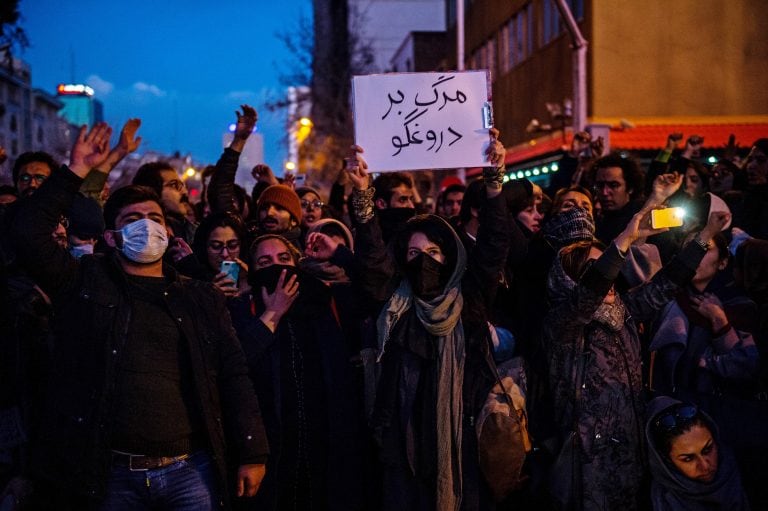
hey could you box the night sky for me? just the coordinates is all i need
[18,0,312,171]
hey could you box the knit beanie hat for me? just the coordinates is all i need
[257,185,302,224]
[68,194,106,239]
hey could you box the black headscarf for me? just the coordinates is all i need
[645,396,750,511]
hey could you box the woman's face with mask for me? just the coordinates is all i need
[406,232,445,264]
[252,237,296,269]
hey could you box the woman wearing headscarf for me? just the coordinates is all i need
[227,234,362,510]
[646,396,750,510]
[344,132,509,510]
[543,174,730,510]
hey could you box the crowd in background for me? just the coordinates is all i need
[0,105,766,511]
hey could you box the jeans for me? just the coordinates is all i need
[98,450,217,511]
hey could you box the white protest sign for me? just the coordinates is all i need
[353,71,493,172]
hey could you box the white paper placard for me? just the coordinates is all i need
[353,71,492,172]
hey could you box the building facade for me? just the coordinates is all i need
[0,57,74,182]
[451,0,767,179]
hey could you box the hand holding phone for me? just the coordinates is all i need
[651,207,685,229]
[220,260,240,288]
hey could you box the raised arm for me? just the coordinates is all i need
[81,119,141,206]
[346,145,399,302]
[624,211,731,322]
[12,123,113,298]
[464,128,509,305]
[208,105,257,215]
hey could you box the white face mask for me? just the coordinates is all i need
[69,243,95,259]
[116,218,168,263]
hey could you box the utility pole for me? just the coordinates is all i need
[554,0,587,132]
[456,0,465,71]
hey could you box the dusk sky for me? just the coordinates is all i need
[18,0,312,171]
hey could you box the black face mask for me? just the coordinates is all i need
[248,264,299,294]
[378,207,416,243]
[404,252,448,300]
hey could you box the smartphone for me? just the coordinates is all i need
[651,207,685,229]
[220,260,240,286]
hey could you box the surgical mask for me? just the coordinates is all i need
[116,218,168,263]
[70,243,94,259]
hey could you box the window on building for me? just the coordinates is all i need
[10,115,17,133]
[542,0,559,45]
[569,0,584,21]
[37,126,44,144]
[515,8,529,62]
[498,24,510,74]
[486,38,496,79]
[11,139,18,156]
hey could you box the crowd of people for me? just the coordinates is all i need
[0,104,766,511]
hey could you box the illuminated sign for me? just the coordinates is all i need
[56,84,95,96]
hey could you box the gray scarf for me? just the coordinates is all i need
[377,220,467,511]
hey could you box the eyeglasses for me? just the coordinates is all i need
[58,215,70,229]
[163,179,185,192]
[208,239,241,252]
[653,404,698,433]
[593,180,623,191]
[18,173,48,185]
[301,199,324,210]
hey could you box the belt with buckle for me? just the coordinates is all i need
[112,450,190,471]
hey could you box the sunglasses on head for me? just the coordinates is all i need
[653,404,698,433]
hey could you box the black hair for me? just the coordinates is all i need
[651,412,711,458]
[132,161,175,196]
[12,151,59,185]
[192,212,246,272]
[752,138,768,155]
[592,152,645,200]
[103,185,164,230]
[372,172,413,206]
[232,184,252,217]
[459,179,485,224]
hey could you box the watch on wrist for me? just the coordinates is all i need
[694,235,712,251]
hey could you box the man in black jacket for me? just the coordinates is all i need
[10,123,268,509]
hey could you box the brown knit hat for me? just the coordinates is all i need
[257,185,302,223]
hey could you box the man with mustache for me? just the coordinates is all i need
[255,184,304,249]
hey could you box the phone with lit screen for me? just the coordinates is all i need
[220,261,240,287]
[651,207,685,229]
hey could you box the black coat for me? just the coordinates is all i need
[228,275,363,510]
[354,194,510,510]
[10,166,269,507]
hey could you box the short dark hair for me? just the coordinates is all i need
[12,151,59,185]
[592,152,645,200]
[103,185,164,230]
[132,161,175,196]
[459,179,485,224]
[372,172,413,206]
